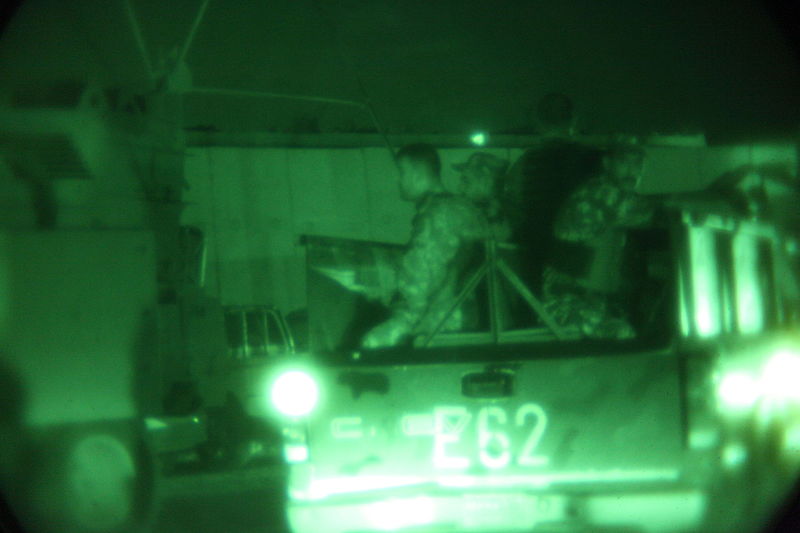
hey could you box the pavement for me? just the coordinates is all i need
[151,464,290,533]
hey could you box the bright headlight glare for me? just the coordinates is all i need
[270,370,319,417]
[717,372,760,409]
[761,349,800,400]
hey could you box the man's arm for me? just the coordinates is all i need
[361,201,473,347]
[556,178,660,241]
[394,203,465,326]
[615,190,655,228]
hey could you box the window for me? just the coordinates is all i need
[223,306,289,359]
[686,226,722,338]
[683,217,785,338]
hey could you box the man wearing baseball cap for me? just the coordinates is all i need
[453,152,509,240]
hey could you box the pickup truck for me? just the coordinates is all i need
[262,208,800,533]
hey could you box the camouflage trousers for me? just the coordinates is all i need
[542,267,635,340]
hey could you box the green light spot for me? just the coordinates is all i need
[722,442,748,469]
[470,132,487,146]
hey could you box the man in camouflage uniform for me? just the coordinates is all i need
[362,144,489,348]
[543,141,654,339]
[454,152,510,240]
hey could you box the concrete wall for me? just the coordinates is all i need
[183,146,519,313]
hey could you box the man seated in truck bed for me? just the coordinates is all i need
[542,140,655,339]
[360,144,490,348]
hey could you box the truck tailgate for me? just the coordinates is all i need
[302,349,683,496]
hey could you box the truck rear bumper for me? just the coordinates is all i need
[287,488,706,533]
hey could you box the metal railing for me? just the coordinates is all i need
[419,238,571,347]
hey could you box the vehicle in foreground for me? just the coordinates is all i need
[265,196,800,533]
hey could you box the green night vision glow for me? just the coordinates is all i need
[271,370,320,417]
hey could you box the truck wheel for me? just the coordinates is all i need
[65,433,158,533]
[23,424,158,533]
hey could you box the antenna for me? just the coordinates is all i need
[123,0,154,81]
[175,0,212,72]
[117,0,389,145]
[311,0,394,155]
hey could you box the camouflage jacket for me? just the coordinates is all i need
[544,176,654,296]
[363,193,488,347]
[554,177,653,242]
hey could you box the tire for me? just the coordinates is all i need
[20,421,158,533]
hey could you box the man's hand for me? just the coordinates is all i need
[314,266,395,303]
[361,318,411,349]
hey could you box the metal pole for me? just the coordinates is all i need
[677,217,697,338]
[362,97,394,156]
[496,259,568,340]
[487,239,501,344]
[185,86,369,109]
[123,0,154,79]
[420,262,489,347]
[311,0,394,155]
[199,234,207,287]
[241,308,249,359]
[263,308,270,356]
[177,0,212,67]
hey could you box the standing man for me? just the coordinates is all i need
[361,144,489,348]
[503,93,604,289]
[543,140,654,339]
